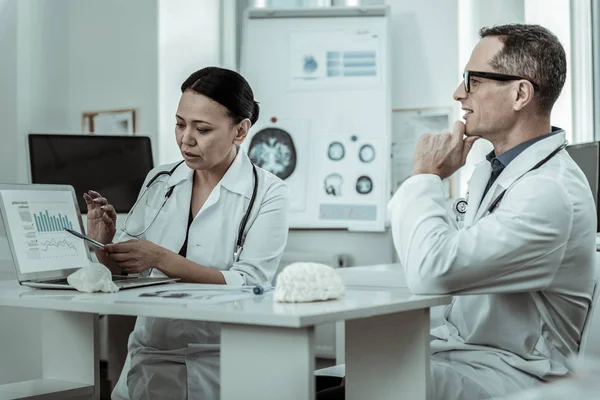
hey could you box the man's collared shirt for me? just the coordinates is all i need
[481,127,562,202]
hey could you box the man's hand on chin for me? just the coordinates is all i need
[412,120,480,179]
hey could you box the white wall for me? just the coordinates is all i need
[0,0,69,185]
[0,0,18,279]
[459,0,524,69]
[524,0,573,141]
[67,0,159,160]
[157,0,221,165]
[0,0,19,185]
[18,0,70,133]
[16,0,71,184]
[389,0,459,109]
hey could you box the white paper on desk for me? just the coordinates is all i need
[115,284,260,305]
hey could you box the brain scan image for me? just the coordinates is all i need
[248,128,297,180]
[324,173,343,196]
[303,55,318,74]
[356,175,373,195]
[327,142,345,161]
[359,144,376,163]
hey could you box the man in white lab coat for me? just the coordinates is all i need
[317,24,597,400]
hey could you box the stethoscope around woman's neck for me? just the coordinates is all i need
[123,159,259,262]
[453,140,568,220]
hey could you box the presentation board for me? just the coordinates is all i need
[241,6,391,231]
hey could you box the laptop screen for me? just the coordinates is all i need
[0,188,90,274]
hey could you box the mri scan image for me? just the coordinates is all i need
[303,55,318,74]
[359,144,376,163]
[327,141,345,161]
[324,173,343,196]
[356,175,373,195]
[248,128,297,180]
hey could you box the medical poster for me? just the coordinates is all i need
[392,108,454,196]
[316,134,384,223]
[288,29,382,90]
[241,7,391,231]
[245,118,311,212]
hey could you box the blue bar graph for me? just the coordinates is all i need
[33,210,74,232]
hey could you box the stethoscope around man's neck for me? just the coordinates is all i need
[453,140,568,220]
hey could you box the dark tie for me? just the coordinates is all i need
[481,158,505,204]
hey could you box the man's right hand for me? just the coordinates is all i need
[412,121,480,179]
[83,190,117,244]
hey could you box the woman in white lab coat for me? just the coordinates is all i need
[83,67,290,399]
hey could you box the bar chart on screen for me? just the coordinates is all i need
[14,202,80,259]
[0,189,90,272]
[32,210,75,232]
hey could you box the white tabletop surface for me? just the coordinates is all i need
[0,280,451,328]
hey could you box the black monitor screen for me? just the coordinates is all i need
[28,134,154,214]
[566,141,599,231]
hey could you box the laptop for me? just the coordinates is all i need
[0,184,178,290]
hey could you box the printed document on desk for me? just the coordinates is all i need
[115,283,266,305]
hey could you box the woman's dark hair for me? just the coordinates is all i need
[181,67,260,125]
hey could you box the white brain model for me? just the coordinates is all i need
[274,262,345,303]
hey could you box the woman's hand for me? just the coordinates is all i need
[83,190,117,244]
[103,240,168,274]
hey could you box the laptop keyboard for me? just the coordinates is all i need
[38,278,70,285]
[117,277,173,285]
[39,275,134,284]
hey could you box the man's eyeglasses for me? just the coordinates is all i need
[463,70,538,93]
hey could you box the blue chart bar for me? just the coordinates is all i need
[33,210,74,232]
[46,211,52,231]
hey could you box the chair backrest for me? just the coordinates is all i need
[578,253,600,359]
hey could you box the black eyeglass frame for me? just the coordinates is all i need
[463,70,539,93]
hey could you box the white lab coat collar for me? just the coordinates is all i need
[166,148,254,200]
[167,161,194,187]
[219,148,255,200]
[471,130,567,223]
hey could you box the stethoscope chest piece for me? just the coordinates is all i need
[453,197,468,221]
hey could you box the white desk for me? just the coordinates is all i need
[0,281,450,400]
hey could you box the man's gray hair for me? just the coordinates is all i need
[480,24,566,114]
